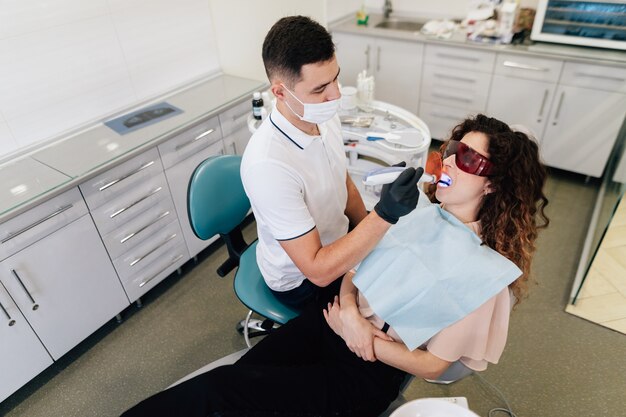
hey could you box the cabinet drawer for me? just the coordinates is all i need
[421,65,491,112]
[165,140,225,258]
[560,62,626,93]
[494,54,563,83]
[219,100,251,136]
[112,221,185,280]
[158,117,222,170]
[101,198,177,259]
[0,188,87,261]
[90,172,170,236]
[121,242,189,302]
[425,45,495,72]
[419,102,476,140]
[80,148,163,211]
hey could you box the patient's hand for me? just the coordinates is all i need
[323,296,393,362]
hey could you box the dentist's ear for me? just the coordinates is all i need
[271,83,286,101]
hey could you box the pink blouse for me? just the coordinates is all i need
[356,220,513,371]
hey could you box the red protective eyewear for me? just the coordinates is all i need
[443,140,495,177]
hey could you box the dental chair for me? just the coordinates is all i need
[187,154,300,347]
[185,155,471,415]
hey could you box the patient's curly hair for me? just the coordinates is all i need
[427,115,550,305]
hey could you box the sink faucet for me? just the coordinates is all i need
[383,0,393,19]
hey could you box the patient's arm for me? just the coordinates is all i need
[324,272,392,362]
[373,338,451,379]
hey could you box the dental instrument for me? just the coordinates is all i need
[363,166,437,185]
[362,151,451,187]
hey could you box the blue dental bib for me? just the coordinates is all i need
[353,201,521,351]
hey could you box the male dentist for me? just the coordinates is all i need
[241,16,423,307]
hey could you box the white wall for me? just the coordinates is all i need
[208,1,327,82]
[364,0,539,19]
[0,0,221,158]
[327,0,362,24]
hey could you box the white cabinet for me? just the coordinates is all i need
[419,44,495,139]
[0,214,128,360]
[0,282,53,402]
[487,75,556,139]
[486,57,626,177]
[0,188,129,359]
[333,32,423,114]
[164,139,225,258]
[82,148,189,303]
[541,85,626,177]
[220,100,252,156]
[486,54,562,140]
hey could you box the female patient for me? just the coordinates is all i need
[122,114,549,417]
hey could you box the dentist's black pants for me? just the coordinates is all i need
[121,302,407,417]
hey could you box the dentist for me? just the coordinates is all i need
[241,16,423,307]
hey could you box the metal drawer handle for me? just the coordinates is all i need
[99,161,155,192]
[436,53,479,62]
[574,72,625,82]
[120,211,170,244]
[432,92,472,103]
[433,73,477,83]
[538,89,549,122]
[0,301,16,326]
[130,234,177,267]
[139,254,184,287]
[11,269,39,311]
[377,46,381,72]
[175,128,215,151]
[431,112,461,120]
[1,204,73,244]
[552,92,565,126]
[503,61,548,72]
[365,45,370,70]
[110,187,163,219]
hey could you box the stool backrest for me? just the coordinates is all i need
[188,155,250,240]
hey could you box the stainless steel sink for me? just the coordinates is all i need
[375,19,424,32]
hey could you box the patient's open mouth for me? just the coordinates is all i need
[437,172,452,188]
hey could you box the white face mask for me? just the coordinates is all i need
[282,84,340,125]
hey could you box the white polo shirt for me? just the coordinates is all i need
[240,107,349,291]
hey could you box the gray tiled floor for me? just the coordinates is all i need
[2,170,625,417]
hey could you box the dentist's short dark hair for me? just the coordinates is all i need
[262,16,335,86]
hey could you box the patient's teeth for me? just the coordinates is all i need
[437,172,452,188]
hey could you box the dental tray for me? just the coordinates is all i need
[340,115,375,128]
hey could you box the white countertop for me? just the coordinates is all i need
[332,14,626,66]
[0,73,267,222]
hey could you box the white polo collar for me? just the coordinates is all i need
[270,106,324,150]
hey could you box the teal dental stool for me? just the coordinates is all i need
[187,154,300,347]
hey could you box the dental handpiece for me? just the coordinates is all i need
[362,166,437,186]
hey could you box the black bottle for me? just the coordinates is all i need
[252,92,264,120]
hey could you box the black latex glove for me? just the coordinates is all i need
[374,165,424,224]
